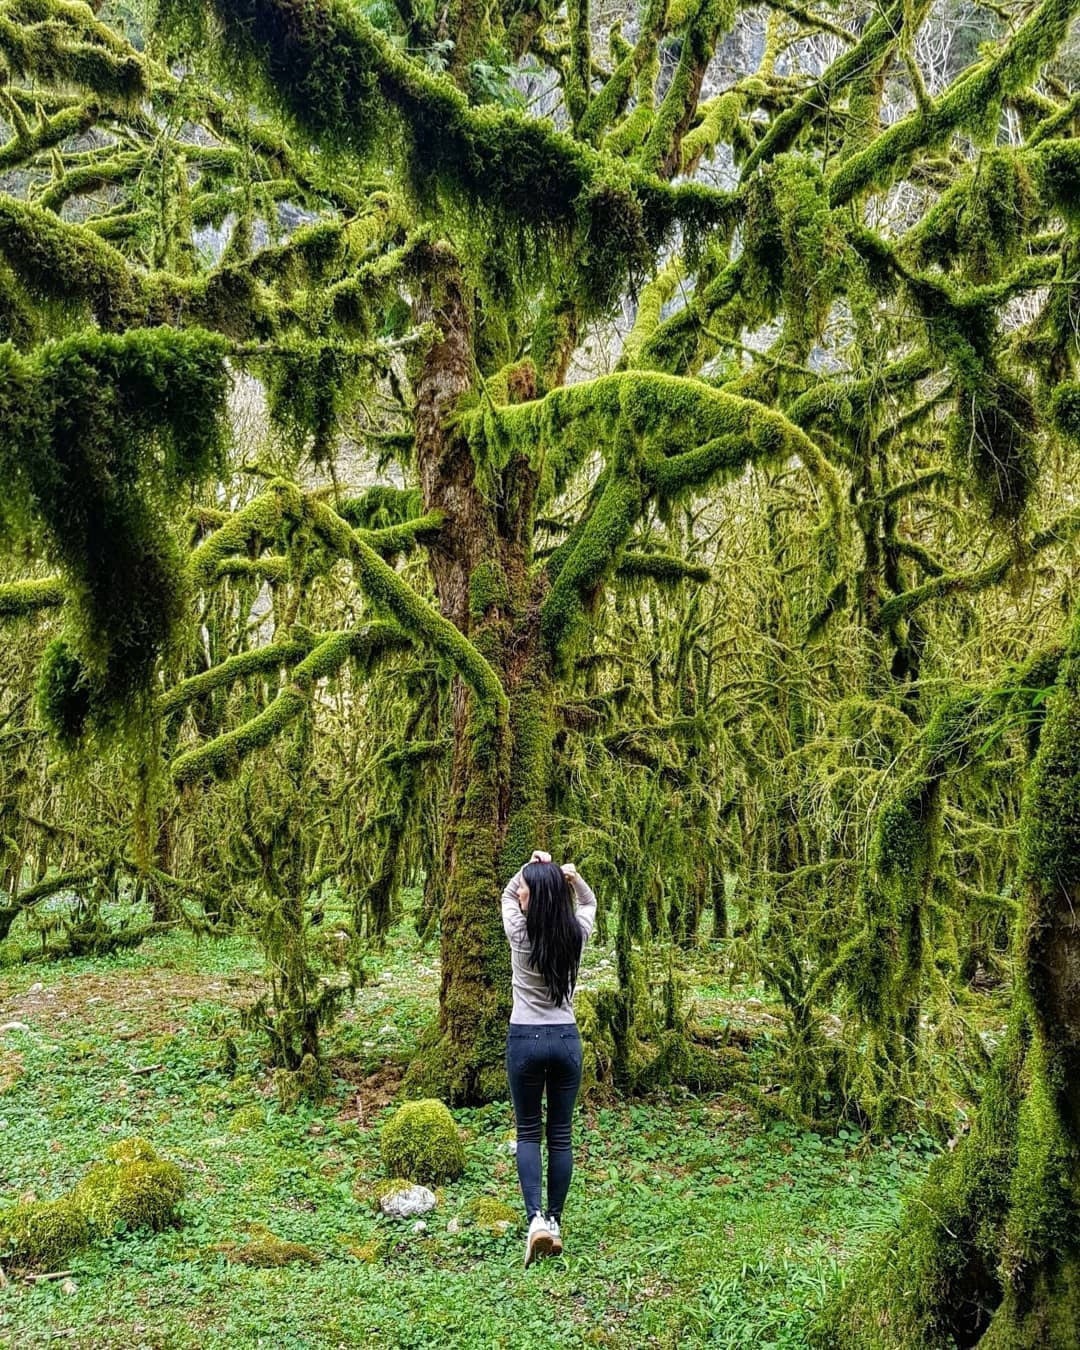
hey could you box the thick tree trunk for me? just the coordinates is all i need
[402,244,554,1101]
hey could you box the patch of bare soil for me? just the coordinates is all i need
[330,1059,406,1128]
[0,968,264,1040]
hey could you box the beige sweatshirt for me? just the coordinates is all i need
[501,868,598,1025]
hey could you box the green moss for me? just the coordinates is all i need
[0,328,230,740]
[465,1196,518,1230]
[379,1099,465,1183]
[226,1105,266,1133]
[0,1137,184,1271]
[217,1224,321,1266]
[468,560,510,620]
[1050,382,1080,442]
[76,1153,185,1234]
[0,1194,90,1270]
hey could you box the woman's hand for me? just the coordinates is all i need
[561,863,578,887]
[529,850,552,864]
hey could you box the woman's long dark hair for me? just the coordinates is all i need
[522,861,583,1007]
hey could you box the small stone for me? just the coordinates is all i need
[411,1220,427,1234]
[500,1139,517,1154]
[379,1184,437,1219]
[28,983,43,994]
[60,1279,78,1296]
[446,1218,461,1235]
[0,1022,29,1034]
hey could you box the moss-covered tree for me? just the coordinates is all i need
[0,0,1079,1161]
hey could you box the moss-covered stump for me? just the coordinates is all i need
[0,1137,185,1271]
[379,1099,465,1184]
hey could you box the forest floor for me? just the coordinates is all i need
[0,909,939,1349]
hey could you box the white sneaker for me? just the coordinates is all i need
[524,1212,555,1267]
[546,1215,563,1256]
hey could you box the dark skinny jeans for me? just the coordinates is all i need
[506,1022,583,1223]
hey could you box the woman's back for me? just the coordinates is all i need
[500,865,597,1024]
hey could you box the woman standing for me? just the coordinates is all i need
[501,847,597,1267]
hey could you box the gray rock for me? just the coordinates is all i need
[446,1218,461,1235]
[379,1185,437,1219]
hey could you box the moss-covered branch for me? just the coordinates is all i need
[171,623,408,784]
[158,636,313,716]
[828,0,1080,206]
[739,0,911,176]
[188,481,304,591]
[307,500,508,716]
[617,552,711,583]
[0,577,65,617]
[471,369,840,513]
[878,507,1080,628]
[0,99,100,172]
[0,0,147,101]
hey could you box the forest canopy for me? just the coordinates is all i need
[0,0,1078,1341]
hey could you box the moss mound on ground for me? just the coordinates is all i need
[216,1224,321,1266]
[0,1136,185,1271]
[466,1196,519,1232]
[379,1098,465,1184]
[0,1194,90,1269]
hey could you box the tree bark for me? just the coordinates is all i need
[402,243,554,1101]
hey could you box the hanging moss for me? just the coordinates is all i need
[1050,382,1080,442]
[263,341,371,465]
[0,328,230,741]
[947,369,1039,526]
[36,636,94,750]
[155,0,728,317]
[740,154,844,351]
[956,151,1038,284]
[850,692,985,1126]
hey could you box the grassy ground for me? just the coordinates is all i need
[0,914,936,1349]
